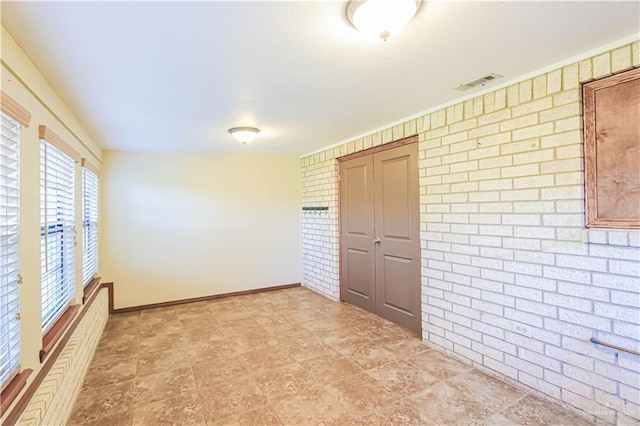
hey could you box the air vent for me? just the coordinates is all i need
[454,73,503,91]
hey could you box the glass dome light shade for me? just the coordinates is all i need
[228,127,261,144]
[348,0,419,40]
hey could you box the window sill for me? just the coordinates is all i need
[40,304,80,363]
[83,276,101,304]
[0,369,33,415]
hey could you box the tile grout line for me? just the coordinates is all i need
[74,287,593,425]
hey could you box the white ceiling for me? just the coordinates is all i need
[2,1,639,156]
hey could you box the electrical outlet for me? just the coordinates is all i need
[512,322,533,338]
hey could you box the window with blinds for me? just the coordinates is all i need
[40,140,76,334]
[82,167,98,286]
[0,112,21,389]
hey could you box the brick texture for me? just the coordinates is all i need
[16,290,109,426]
[300,41,640,424]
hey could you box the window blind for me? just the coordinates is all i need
[0,113,20,389]
[40,140,76,334]
[82,167,98,286]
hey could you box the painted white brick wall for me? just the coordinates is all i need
[301,155,340,300]
[300,40,640,425]
[16,290,109,426]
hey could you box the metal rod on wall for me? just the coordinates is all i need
[590,337,640,357]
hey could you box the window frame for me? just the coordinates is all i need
[38,125,80,362]
[81,160,99,287]
[0,91,32,416]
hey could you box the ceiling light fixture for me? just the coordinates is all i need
[346,0,421,41]
[228,126,261,144]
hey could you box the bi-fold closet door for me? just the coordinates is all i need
[339,142,421,334]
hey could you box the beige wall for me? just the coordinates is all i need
[1,26,105,423]
[100,151,301,308]
[301,38,640,425]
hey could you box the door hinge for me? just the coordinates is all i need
[17,274,23,284]
[15,313,21,320]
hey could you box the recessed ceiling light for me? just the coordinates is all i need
[228,127,261,144]
[346,0,422,41]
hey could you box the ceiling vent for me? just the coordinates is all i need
[454,73,503,91]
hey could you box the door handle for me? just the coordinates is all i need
[373,238,381,244]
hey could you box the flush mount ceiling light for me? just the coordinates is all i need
[228,126,260,144]
[346,0,421,41]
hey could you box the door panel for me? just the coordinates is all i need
[344,164,369,235]
[381,156,411,239]
[346,249,370,297]
[381,254,413,314]
[374,143,421,333]
[340,156,375,312]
